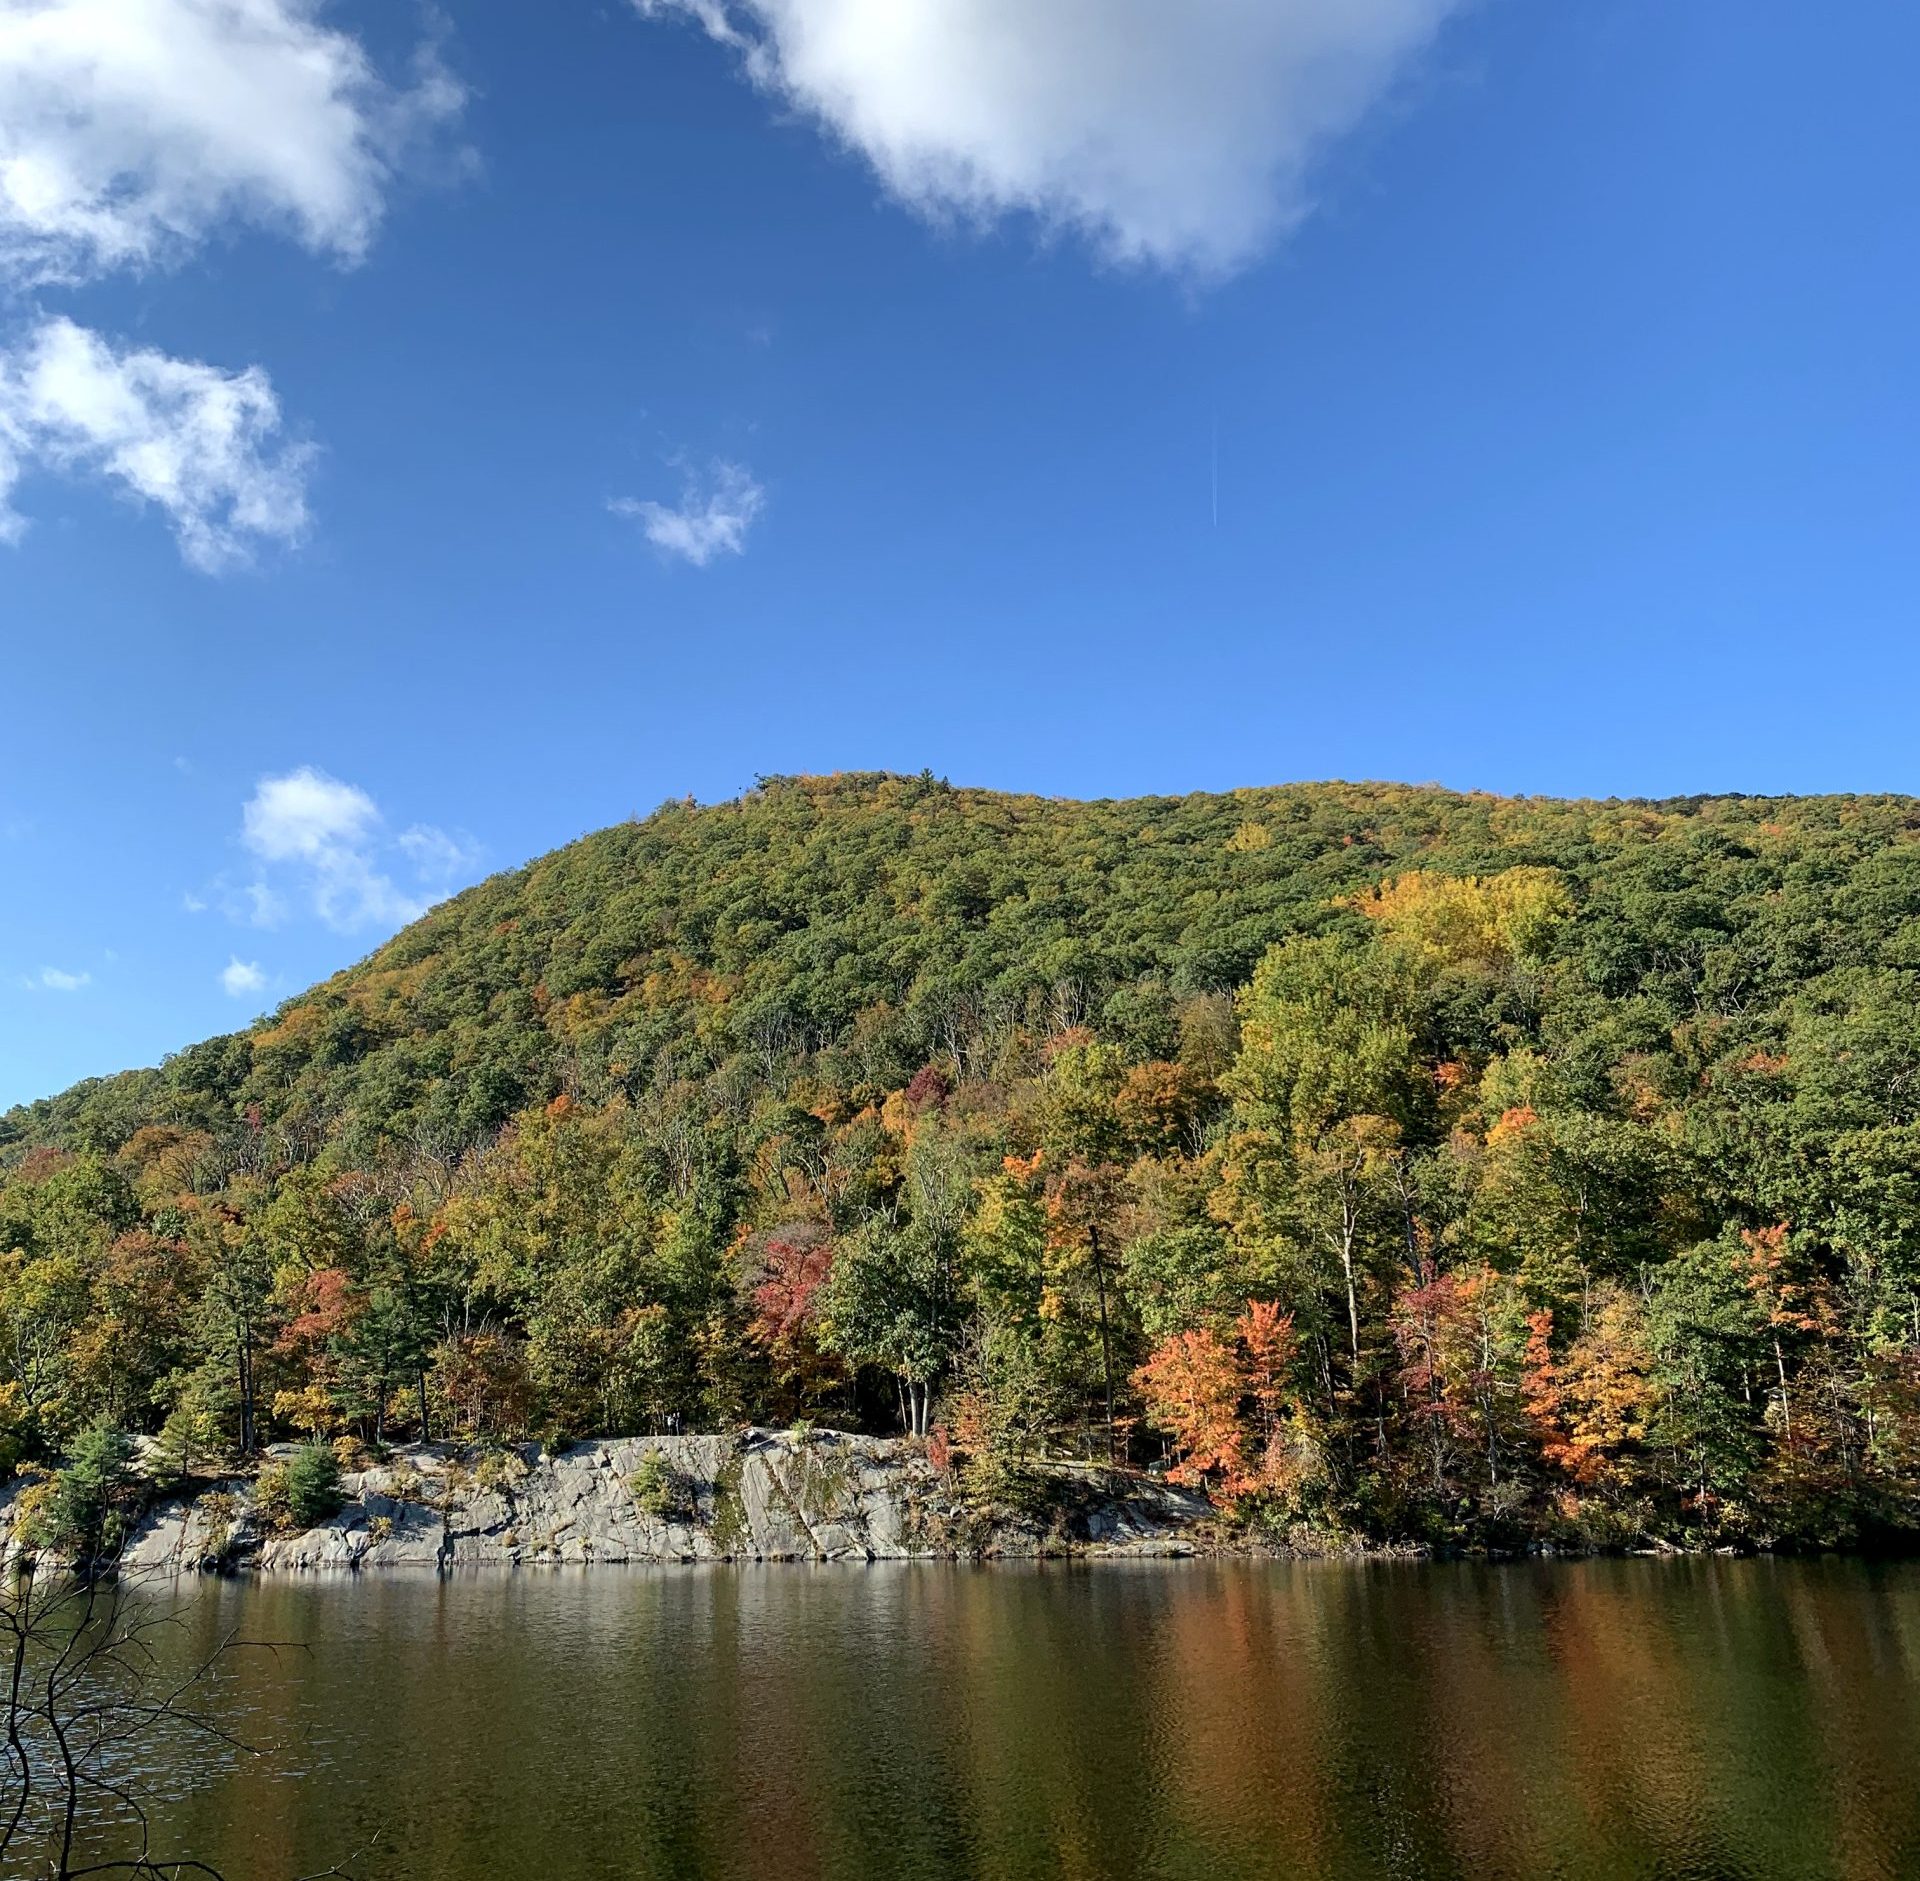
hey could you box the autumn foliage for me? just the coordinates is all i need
[6,775,1920,1552]
[1133,1302,1300,1505]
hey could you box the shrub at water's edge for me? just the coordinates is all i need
[254,1444,345,1533]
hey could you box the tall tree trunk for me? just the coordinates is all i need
[1339,1195,1361,1369]
[1090,1224,1117,1463]
[237,1322,255,1456]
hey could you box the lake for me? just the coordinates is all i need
[95,1557,1920,1880]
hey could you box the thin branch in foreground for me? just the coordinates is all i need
[1,1551,370,1881]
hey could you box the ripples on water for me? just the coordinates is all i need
[123,1558,1920,1881]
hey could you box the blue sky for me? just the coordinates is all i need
[3,0,1918,1108]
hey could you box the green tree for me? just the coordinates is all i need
[35,1423,136,1559]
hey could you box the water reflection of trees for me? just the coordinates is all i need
[88,1561,1920,1881]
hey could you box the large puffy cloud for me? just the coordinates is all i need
[0,314,311,569]
[635,0,1465,275]
[0,0,463,284]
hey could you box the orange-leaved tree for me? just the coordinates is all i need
[1133,1327,1248,1493]
[1523,1288,1656,1497]
[1134,1301,1301,1505]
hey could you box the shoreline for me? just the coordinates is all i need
[13,1429,1220,1576]
[11,1429,1907,1576]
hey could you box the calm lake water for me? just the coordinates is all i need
[111,1558,1920,1881]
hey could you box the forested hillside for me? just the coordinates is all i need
[7,772,1920,1550]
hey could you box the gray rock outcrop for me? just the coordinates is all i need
[86,1430,1209,1573]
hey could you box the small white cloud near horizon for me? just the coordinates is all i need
[0,315,312,570]
[27,965,90,992]
[238,765,480,934]
[611,459,764,567]
[220,956,267,999]
[633,0,1465,277]
[0,0,467,286]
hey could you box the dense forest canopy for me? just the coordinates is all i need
[7,771,1920,1549]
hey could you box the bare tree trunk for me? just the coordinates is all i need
[1339,1197,1361,1368]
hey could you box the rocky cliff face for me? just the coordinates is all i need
[100,1430,1210,1573]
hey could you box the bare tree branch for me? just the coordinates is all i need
[1,1551,364,1881]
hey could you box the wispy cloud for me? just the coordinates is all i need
[611,459,764,567]
[0,316,312,571]
[234,765,480,935]
[26,965,89,992]
[238,881,288,929]
[634,0,1464,278]
[221,956,267,999]
[397,822,479,885]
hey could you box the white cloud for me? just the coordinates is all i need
[238,765,477,933]
[242,764,376,862]
[0,2,461,565]
[0,315,311,569]
[220,955,266,997]
[634,0,1463,276]
[29,964,89,991]
[0,0,465,285]
[611,459,764,566]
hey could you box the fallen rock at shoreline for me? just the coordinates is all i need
[91,1430,1211,1573]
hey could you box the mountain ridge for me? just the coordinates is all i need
[13,770,1919,1151]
